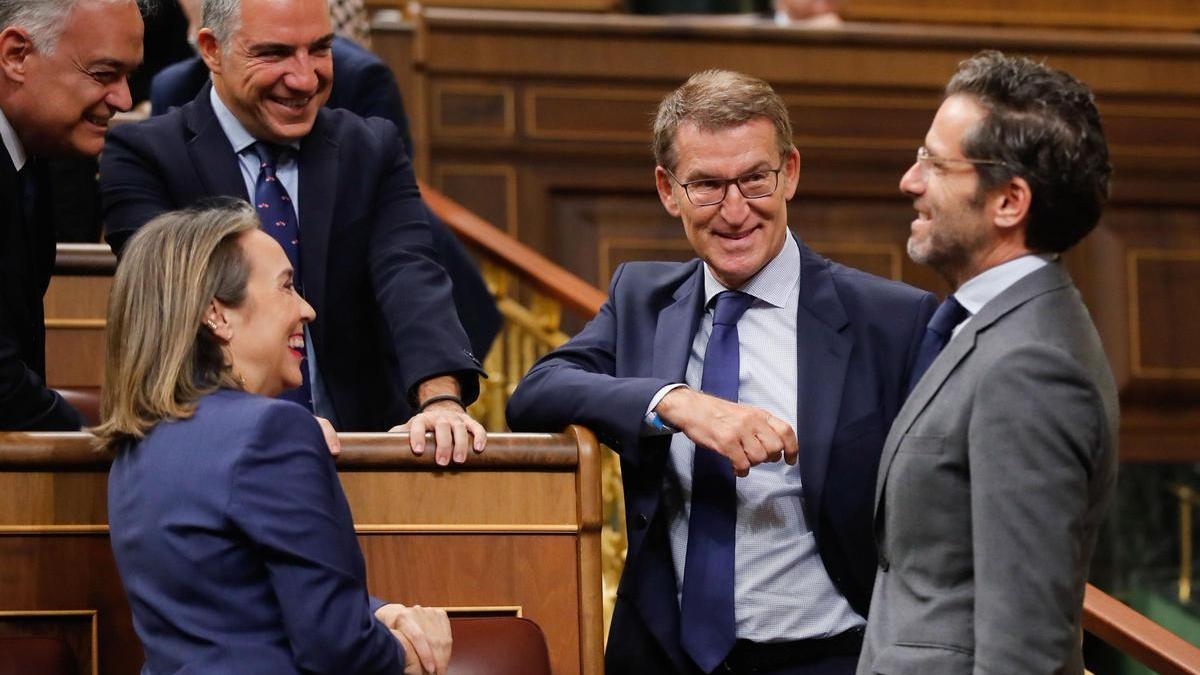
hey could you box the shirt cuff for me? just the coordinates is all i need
[641,383,687,436]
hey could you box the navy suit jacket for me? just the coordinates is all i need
[0,152,83,430]
[147,41,502,360]
[108,389,404,675]
[100,87,482,430]
[507,240,936,673]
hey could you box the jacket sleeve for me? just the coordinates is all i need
[506,264,673,461]
[98,124,177,257]
[968,343,1108,673]
[0,320,83,430]
[229,403,405,675]
[364,119,483,405]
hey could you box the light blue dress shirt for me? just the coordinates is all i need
[656,235,865,642]
[210,88,337,423]
[951,253,1054,340]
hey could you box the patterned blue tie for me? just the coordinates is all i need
[905,294,969,396]
[680,290,755,673]
[251,143,312,410]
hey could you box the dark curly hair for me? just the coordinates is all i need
[947,50,1112,253]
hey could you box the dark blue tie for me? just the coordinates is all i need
[905,295,969,396]
[251,143,312,410]
[680,290,755,673]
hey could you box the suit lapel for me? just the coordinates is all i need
[872,262,1074,513]
[793,240,852,531]
[295,111,337,343]
[184,85,248,201]
[652,263,704,382]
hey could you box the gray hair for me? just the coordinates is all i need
[0,0,142,54]
[201,0,241,45]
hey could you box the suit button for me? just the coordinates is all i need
[635,513,649,529]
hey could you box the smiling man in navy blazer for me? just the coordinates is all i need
[100,0,485,457]
[508,70,937,675]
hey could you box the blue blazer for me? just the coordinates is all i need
[100,87,483,430]
[147,45,502,366]
[108,390,404,675]
[507,239,937,673]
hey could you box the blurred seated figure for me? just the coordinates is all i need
[145,0,501,362]
[774,0,843,26]
[95,201,452,675]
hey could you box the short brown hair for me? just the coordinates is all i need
[947,50,1111,253]
[652,69,794,172]
[94,200,258,452]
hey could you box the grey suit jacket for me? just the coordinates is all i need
[857,263,1118,675]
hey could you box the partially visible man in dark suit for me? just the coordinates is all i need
[0,0,142,430]
[100,0,486,461]
[508,70,937,675]
[148,0,501,360]
[858,51,1119,674]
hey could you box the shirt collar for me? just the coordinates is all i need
[0,105,28,172]
[954,253,1056,317]
[209,86,301,155]
[702,233,801,309]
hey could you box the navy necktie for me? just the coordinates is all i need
[680,290,755,673]
[251,143,312,410]
[905,295,969,396]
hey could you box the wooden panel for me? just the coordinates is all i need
[843,0,1200,32]
[434,164,519,235]
[0,611,97,675]
[361,534,581,675]
[432,81,515,139]
[43,276,108,389]
[1127,251,1200,377]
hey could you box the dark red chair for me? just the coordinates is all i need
[0,636,78,675]
[448,617,552,675]
[54,387,101,427]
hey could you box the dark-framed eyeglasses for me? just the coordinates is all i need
[915,146,1006,177]
[665,162,786,207]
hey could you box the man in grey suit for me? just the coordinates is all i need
[857,51,1119,674]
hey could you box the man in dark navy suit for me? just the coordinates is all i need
[508,70,937,675]
[0,0,142,429]
[101,0,486,459]
[147,0,501,362]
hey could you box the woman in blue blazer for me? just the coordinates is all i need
[95,201,449,675]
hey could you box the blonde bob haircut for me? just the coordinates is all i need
[94,200,259,453]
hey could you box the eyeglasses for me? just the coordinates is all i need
[665,163,785,207]
[915,146,1006,177]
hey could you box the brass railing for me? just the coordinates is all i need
[1172,484,1199,605]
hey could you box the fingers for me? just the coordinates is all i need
[432,416,453,466]
[768,416,800,465]
[467,417,487,454]
[314,416,340,456]
[407,415,428,455]
[399,613,437,674]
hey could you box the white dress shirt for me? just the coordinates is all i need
[0,106,28,172]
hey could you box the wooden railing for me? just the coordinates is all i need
[1085,585,1200,675]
